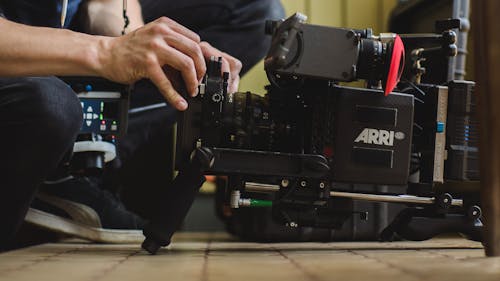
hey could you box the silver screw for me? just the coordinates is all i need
[319,182,325,189]
[289,222,298,228]
[281,179,289,188]
[300,181,307,187]
[212,94,222,102]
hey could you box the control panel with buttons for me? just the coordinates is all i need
[61,77,130,138]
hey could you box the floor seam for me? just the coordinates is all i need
[92,249,141,281]
[273,247,322,281]
[349,250,425,281]
[417,248,472,261]
[200,237,213,281]
[0,246,81,276]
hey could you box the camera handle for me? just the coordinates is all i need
[141,147,213,254]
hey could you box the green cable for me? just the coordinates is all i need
[249,199,273,207]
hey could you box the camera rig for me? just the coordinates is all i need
[140,13,481,254]
[61,77,130,176]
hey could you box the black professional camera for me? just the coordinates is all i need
[141,13,481,254]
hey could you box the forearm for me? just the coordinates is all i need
[0,14,239,111]
[82,0,144,36]
[0,18,109,77]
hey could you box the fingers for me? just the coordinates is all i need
[199,41,242,93]
[230,73,240,93]
[163,32,206,82]
[155,43,199,97]
[148,63,188,111]
[225,54,241,93]
[136,18,242,110]
[146,19,204,95]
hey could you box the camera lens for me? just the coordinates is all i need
[221,92,272,150]
[220,90,301,152]
[357,39,387,82]
[356,36,405,95]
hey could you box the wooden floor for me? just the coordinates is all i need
[0,233,499,281]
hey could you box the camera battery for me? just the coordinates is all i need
[445,80,479,181]
[332,86,414,185]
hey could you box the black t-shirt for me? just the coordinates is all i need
[0,0,82,28]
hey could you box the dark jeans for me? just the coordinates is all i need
[0,77,83,249]
[0,0,284,248]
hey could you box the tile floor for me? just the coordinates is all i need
[0,233,499,281]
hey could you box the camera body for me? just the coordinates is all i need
[177,75,415,186]
[174,13,480,239]
[141,13,481,253]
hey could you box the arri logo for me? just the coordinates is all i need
[354,128,405,146]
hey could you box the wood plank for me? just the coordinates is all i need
[0,234,492,281]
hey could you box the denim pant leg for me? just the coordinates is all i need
[0,77,82,249]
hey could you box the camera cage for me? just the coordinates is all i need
[141,14,481,254]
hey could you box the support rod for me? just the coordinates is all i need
[243,182,463,207]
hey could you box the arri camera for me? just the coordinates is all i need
[142,13,481,254]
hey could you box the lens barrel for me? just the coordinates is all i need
[357,39,388,83]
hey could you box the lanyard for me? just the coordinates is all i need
[61,0,68,28]
[122,0,130,35]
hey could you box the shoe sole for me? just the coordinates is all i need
[25,208,144,244]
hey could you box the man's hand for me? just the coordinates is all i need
[98,17,242,111]
[199,41,242,94]
[99,17,206,110]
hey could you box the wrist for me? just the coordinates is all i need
[86,35,114,78]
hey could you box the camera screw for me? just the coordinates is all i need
[359,212,369,221]
[319,182,325,189]
[468,205,482,220]
[281,179,289,188]
[300,180,307,187]
[436,193,453,209]
[212,93,222,103]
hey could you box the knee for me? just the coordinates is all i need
[22,77,83,142]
